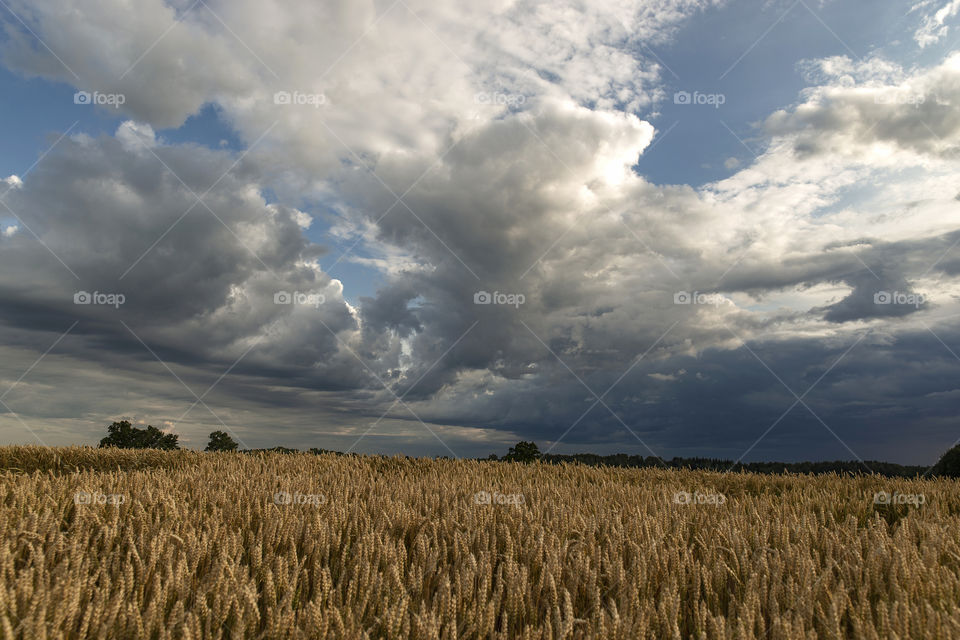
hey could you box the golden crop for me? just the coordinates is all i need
[2,446,959,639]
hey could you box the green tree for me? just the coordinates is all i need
[205,430,238,452]
[99,420,179,450]
[504,441,541,463]
[931,444,960,478]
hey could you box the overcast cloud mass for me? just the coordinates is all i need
[0,0,959,463]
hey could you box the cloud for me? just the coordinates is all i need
[0,0,959,463]
[913,0,960,47]
[764,53,960,160]
[0,0,708,173]
[115,120,158,152]
[0,130,369,390]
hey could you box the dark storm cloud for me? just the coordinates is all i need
[0,0,959,463]
[0,130,370,392]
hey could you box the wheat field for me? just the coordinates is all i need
[2,447,960,639]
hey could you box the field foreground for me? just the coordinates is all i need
[2,447,960,639]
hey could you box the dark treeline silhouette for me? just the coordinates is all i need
[486,441,941,477]
[97,421,958,478]
[535,453,929,478]
[99,421,179,450]
[205,430,238,452]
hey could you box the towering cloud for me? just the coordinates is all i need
[0,0,958,462]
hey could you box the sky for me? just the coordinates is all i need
[0,0,959,464]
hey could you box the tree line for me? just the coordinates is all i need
[97,423,960,478]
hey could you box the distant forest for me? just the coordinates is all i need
[99,422,953,478]
[534,453,929,478]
